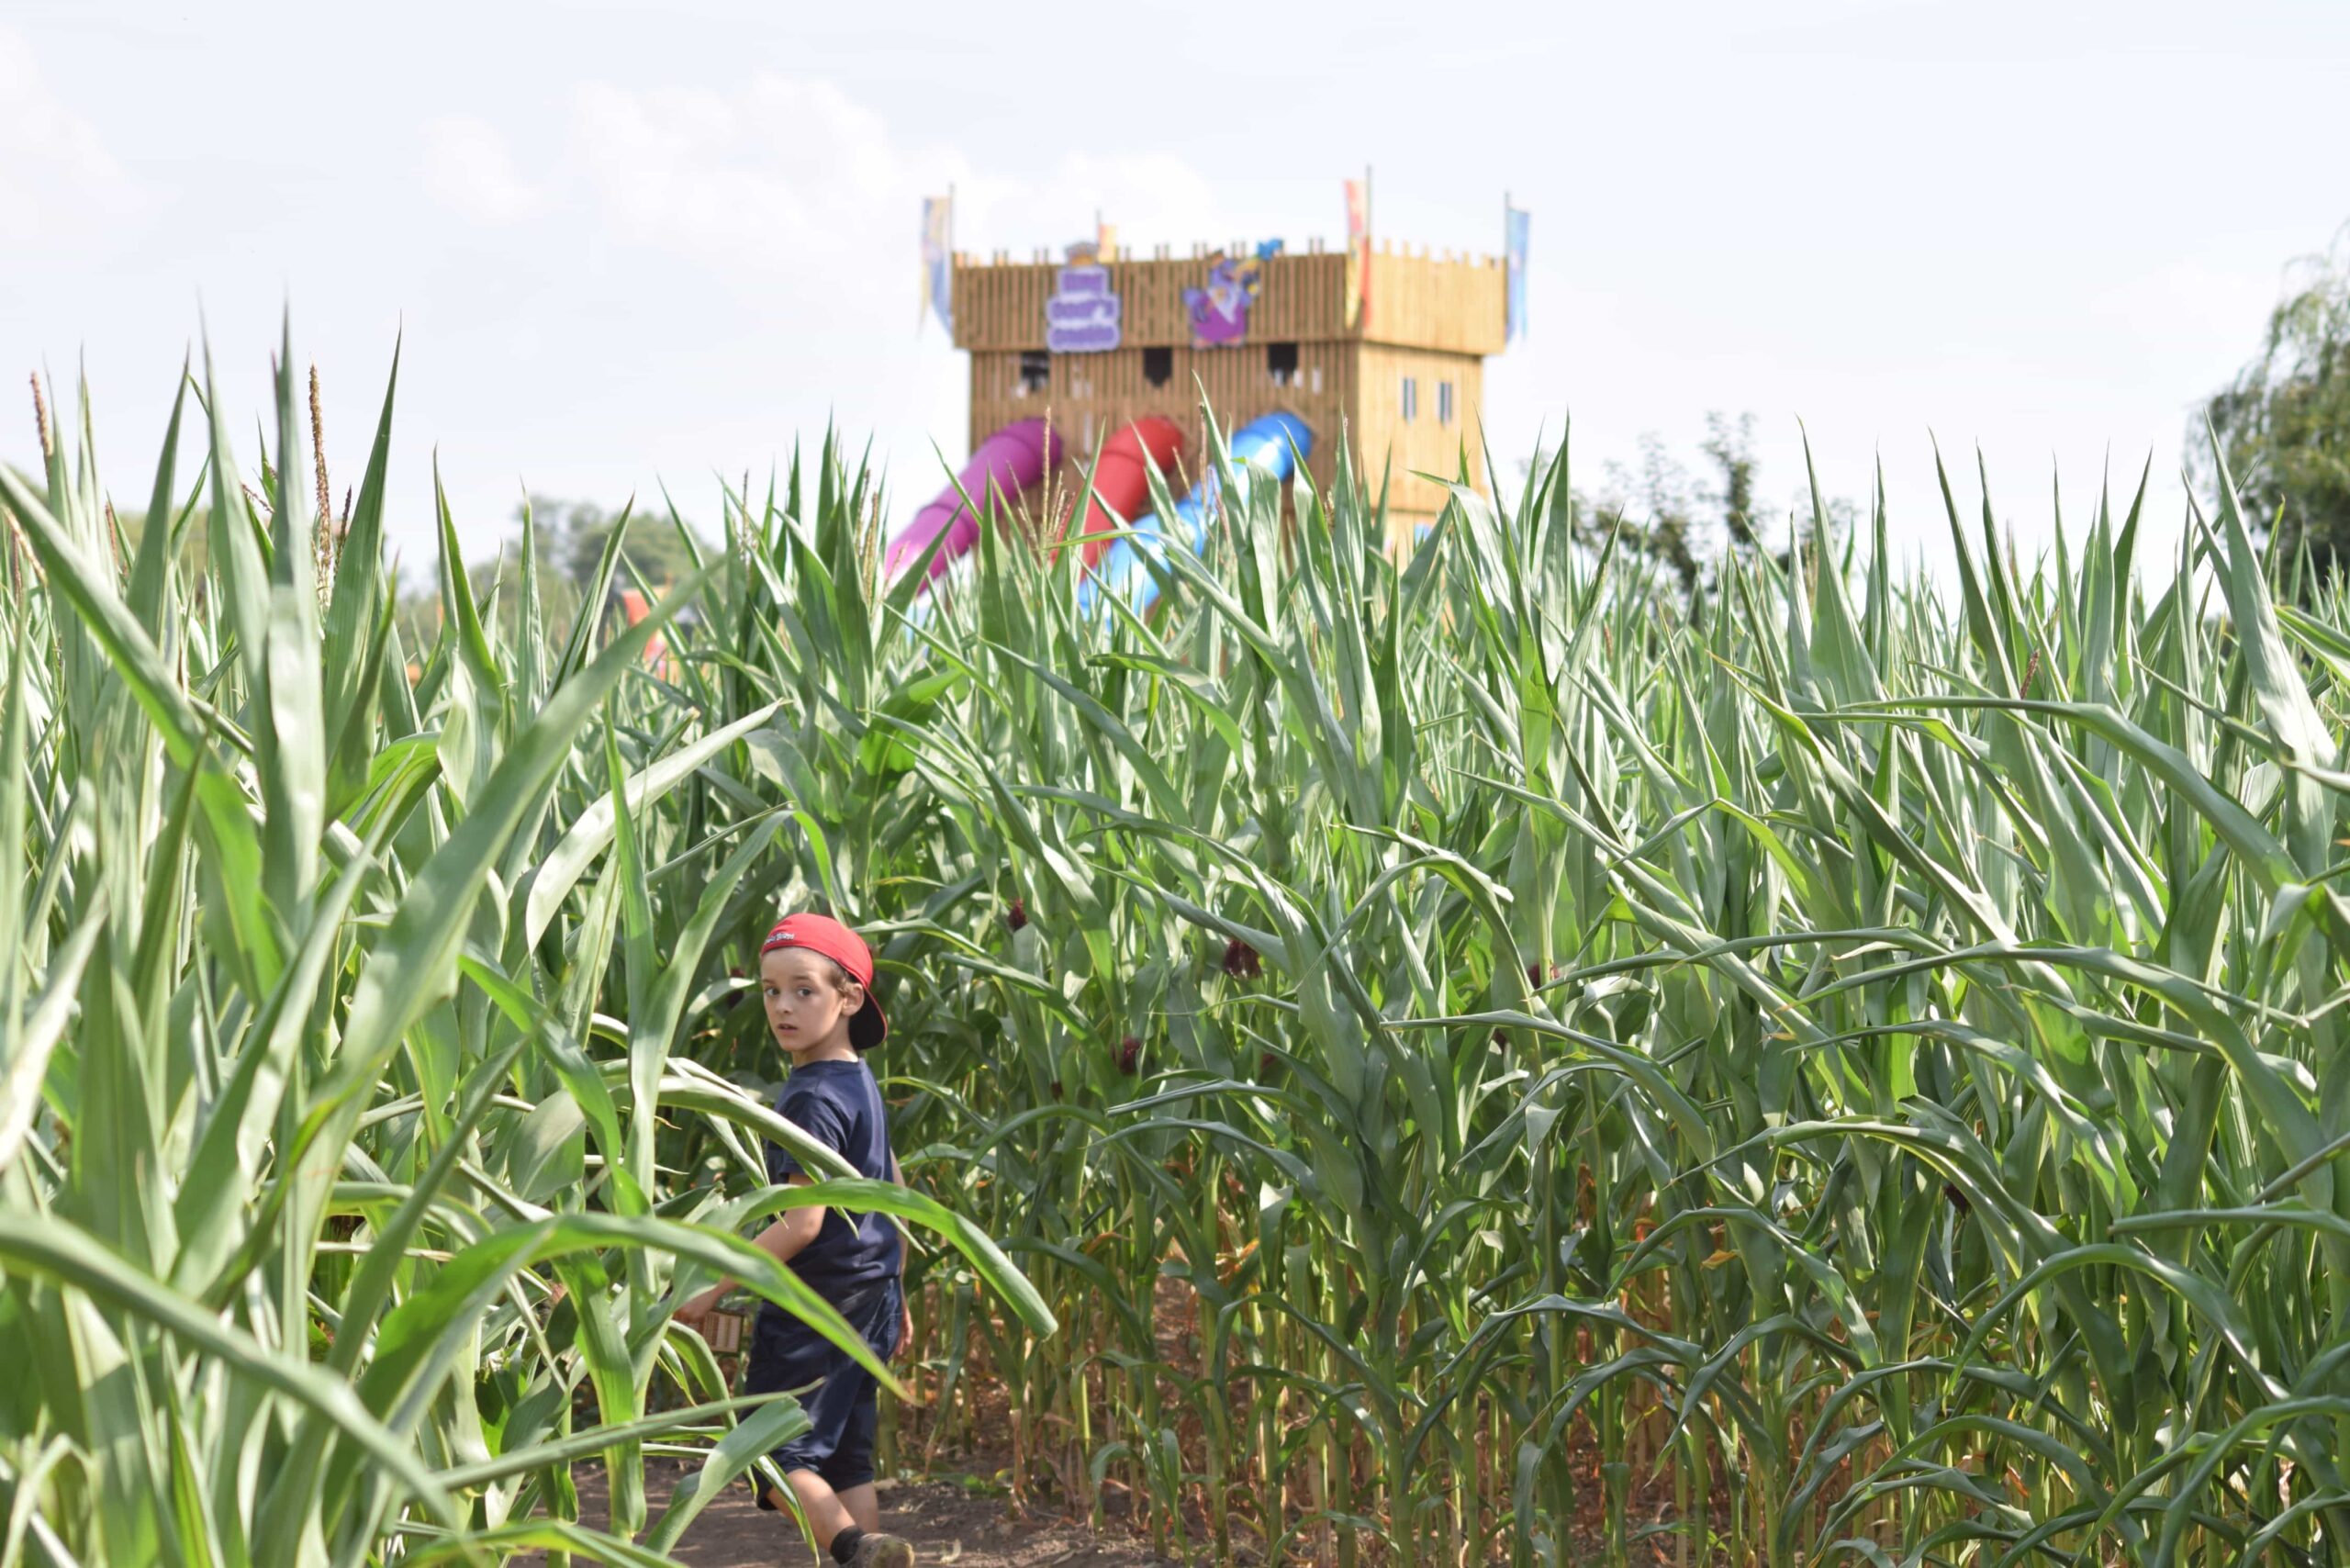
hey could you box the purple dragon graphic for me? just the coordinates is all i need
[1183,240,1282,347]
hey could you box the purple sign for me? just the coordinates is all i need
[1046,257,1122,353]
[1182,240,1281,348]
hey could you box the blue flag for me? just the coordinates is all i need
[1505,205,1530,342]
[921,196,953,334]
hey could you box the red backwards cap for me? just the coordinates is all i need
[760,913,888,1049]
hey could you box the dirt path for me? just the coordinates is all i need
[520,1461,1173,1568]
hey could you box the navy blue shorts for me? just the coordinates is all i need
[745,1278,901,1494]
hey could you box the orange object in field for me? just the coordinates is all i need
[616,587,668,669]
[1071,418,1184,566]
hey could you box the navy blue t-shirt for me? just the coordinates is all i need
[766,1058,902,1306]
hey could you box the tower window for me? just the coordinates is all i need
[1266,342,1300,386]
[1400,375,1418,423]
[1438,380,1456,425]
[1017,351,1050,396]
[1142,346,1173,387]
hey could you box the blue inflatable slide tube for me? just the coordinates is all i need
[1083,411,1313,616]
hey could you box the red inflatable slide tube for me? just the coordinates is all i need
[1068,417,1184,566]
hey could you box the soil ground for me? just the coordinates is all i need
[519,1459,1174,1568]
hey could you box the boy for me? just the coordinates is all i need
[678,913,915,1568]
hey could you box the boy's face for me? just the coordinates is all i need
[759,946,861,1059]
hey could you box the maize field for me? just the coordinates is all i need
[8,330,2350,1568]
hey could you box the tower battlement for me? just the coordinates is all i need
[949,239,1506,542]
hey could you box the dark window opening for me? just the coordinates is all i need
[1266,342,1300,386]
[1017,351,1050,396]
[1142,346,1174,387]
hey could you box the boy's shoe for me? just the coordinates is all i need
[843,1532,914,1568]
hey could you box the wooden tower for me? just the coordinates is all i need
[951,237,1507,550]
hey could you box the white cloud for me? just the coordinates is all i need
[986,151,1225,254]
[391,73,1243,553]
[0,27,137,230]
[542,73,1227,297]
[421,115,543,224]
[376,73,1251,559]
[566,75,941,286]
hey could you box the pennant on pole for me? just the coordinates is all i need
[1343,175,1371,330]
[1504,203,1530,342]
[921,194,954,334]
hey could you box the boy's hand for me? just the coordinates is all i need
[675,1284,730,1334]
[894,1296,913,1361]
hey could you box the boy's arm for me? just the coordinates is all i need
[749,1173,827,1267]
[890,1153,913,1359]
[890,1153,907,1276]
[677,1175,825,1326]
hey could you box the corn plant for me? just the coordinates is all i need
[17,318,2350,1568]
[673,403,2350,1568]
[0,334,1050,1567]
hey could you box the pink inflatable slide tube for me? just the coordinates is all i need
[883,418,1064,588]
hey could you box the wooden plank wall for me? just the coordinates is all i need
[946,238,1505,552]
[967,342,1353,507]
[951,246,1503,354]
[1347,345,1488,546]
[1360,247,1508,354]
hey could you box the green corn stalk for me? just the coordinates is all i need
[0,340,1051,1567]
[17,324,2350,1567]
[832,405,2350,1566]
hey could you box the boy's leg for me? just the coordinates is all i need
[780,1469,859,1542]
[764,1475,873,1538]
[811,1288,902,1560]
[763,1473,895,1562]
[822,1378,885,1532]
[834,1482,881,1534]
[746,1312,860,1548]
[751,1285,908,1562]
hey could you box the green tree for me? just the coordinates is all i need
[457,494,704,644]
[2203,225,2350,574]
[1702,409,1761,549]
[1546,410,1764,608]
[529,493,700,594]
[1595,431,1707,597]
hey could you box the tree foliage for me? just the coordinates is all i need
[455,493,706,643]
[1522,410,1762,605]
[2204,225,2350,574]
[1559,409,1851,619]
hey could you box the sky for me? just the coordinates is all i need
[4,0,2347,588]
